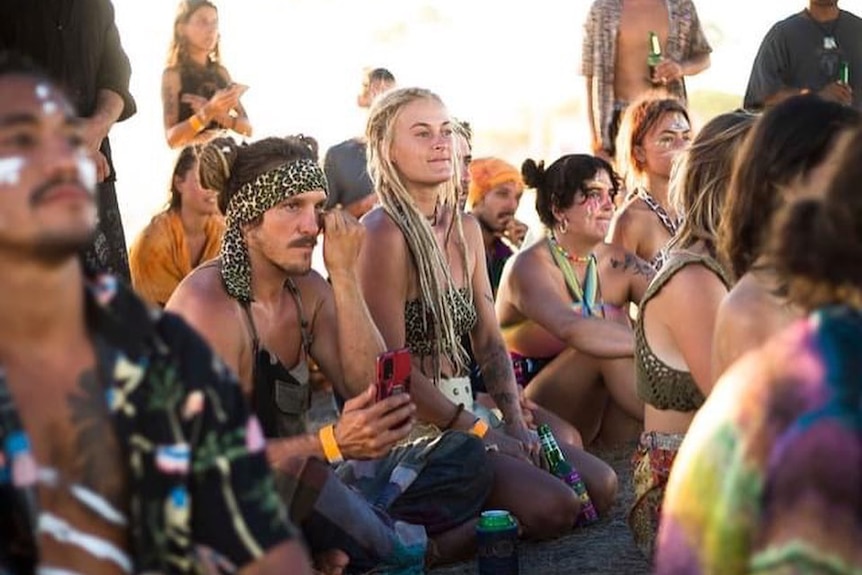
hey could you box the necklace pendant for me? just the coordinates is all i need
[824,36,838,50]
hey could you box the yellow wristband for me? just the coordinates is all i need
[318,424,343,464]
[188,114,205,133]
[469,418,489,439]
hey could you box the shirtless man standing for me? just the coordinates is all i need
[582,0,711,160]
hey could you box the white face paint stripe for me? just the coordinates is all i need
[35,83,51,100]
[0,157,25,186]
[37,513,133,573]
[76,153,97,193]
[38,567,88,575]
[36,467,127,526]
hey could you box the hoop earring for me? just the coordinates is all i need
[558,217,569,235]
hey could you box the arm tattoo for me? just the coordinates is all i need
[480,345,520,415]
[162,83,179,124]
[610,253,656,279]
[68,369,127,510]
[484,292,494,305]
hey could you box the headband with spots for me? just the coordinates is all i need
[220,158,328,302]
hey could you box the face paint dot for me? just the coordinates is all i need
[76,153,97,192]
[0,157,25,186]
[35,84,50,100]
[43,101,58,115]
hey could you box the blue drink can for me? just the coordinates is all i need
[476,510,519,575]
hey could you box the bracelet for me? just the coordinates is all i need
[318,424,343,464]
[188,113,205,133]
[442,403,464,431]
[469,418,489,439]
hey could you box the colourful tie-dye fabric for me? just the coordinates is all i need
[655,305,862,574]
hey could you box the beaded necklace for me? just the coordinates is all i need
[547,234,602,317]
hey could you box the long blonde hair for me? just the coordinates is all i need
[366,87,471,380]
[667,111,755,258]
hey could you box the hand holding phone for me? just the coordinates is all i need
[376,348,411,402]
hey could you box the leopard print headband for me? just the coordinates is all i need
[220,158,328,302]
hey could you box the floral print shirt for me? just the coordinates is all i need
[581,0,712,151]
[0,274,294,574]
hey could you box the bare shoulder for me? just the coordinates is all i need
[289,270,332,312]
[361,206,404,241]
[609,198,648,239]
[717,274,785,336]
[167,264,237,326]
[667,259,728,293]
[458,211,484,246]
[507,238,548,278]
[161,66,180,85]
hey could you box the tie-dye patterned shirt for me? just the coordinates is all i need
[0,274,293,574]
[655,305,862,574]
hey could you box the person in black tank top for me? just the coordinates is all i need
[161,0,252,149]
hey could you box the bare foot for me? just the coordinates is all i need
[313,549,349,575]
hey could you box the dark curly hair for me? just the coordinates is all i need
[523,154,620,229]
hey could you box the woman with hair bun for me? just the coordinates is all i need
[656,124,862,575]
[162,0,252,149]
[494,153,649,448]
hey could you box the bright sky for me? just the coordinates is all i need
[110,0,862,244]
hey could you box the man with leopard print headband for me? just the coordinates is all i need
[167,136,492,574]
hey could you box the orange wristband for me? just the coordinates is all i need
[318,424,343,464]
[469,418,489,439]
[188,114,205,133]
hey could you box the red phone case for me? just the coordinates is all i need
[376,348,411,401]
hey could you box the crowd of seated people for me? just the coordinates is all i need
[3,0,862,573]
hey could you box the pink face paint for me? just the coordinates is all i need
[0,157,25,186]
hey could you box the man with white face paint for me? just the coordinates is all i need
[0,53,313,575]
[0,0,137,281]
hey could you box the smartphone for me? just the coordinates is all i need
[229,82,250,96]
[376,348,411,401]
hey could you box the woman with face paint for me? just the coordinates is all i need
[626,111,755,559]
[128,143,224,306]
[494,154,650,448]
[161,0,251,149]
[609,95,693,271]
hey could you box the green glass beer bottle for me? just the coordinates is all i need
[648,31,662,84]
[840,61,850,85]
[537,424,599,525]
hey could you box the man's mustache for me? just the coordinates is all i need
[30,177,91,207]
[288,236,317,248]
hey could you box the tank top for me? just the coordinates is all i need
[240,278,312,439]
[177,61,228,128]
[635,251,731,411]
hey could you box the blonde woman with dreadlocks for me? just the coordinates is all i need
[358,87,619,540]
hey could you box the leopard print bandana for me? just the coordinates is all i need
[220,158,328,302]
